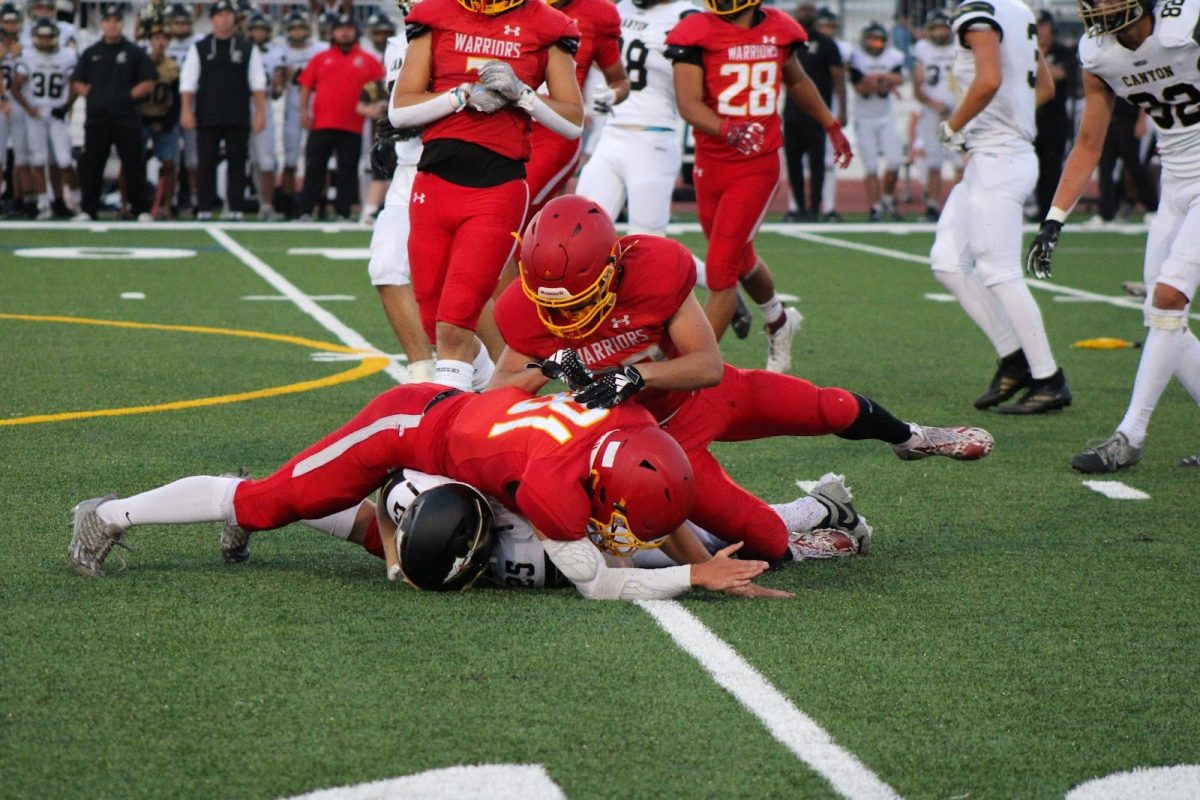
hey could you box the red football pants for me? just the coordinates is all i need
[232,384,449,532]
[525,125,583,221]
[660,365,859,561]
[694,151,780,291]
[407,172,529,340]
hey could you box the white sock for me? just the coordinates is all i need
[433,359,473,392]
[361,203,379,218]
[1117,310,1187,447]
[471,344,495,392]
[770,496,828,532]
[757,296,784,327]
[987,278,1057,379]
[408,358,435,384]
[821,170,837,213]
[95,476,241,529]
[301,505,359,540]
[37,193,50,208]
[1173,329,1200,404]
[692,255,708,289]
[933,271,1021,356]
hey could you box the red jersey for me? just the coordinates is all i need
[557,0,621,88]
[494,235,696,420]
[665,8,806,162]
[428,387,660,540]
[405,0,580,161]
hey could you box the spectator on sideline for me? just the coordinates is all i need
[70,3,156,221]
[782,1,845,222]
[296,13,382,221]
[142,23,181,219]
[1032,11,1078,220]
[1093,98,1158,225]
[179,0,266,221]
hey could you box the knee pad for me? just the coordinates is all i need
[817,386,859,432]
[1148,307,1187,331]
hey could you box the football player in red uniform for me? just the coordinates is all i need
[388,0,584,392]
[665,0,853,373]
[490,196,994,563]
[67,385,770,598]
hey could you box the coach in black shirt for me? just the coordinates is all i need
[71,4,156,221]
[1033,12,1079,219]
[783,2,846,221]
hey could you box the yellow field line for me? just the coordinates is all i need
[0,313,391,426]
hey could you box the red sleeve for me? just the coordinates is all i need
[593,2,622,69]
[514,461,590,541]
[664,11,707,48]
[778,10,808,45]
[493,282,562,360]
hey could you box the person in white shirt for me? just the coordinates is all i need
[279,8,323,213]
[911,9,959,221]
[846,21,905,221]
[165,3,201,213]
[16,17,77,217]
[246,11,284,219]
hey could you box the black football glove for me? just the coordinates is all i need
[1025,219,1063,280]
[50,105,68,120]
[369,135,397,178]
[573,365,644,409]
[529,348,594,391]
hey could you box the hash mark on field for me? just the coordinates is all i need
[287,247,372,260]
[924,293,956,303]
[638,600,901,800]
[121,292,146,300]
[1083,481,1150,500]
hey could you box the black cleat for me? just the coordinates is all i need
[975,352,1032,409]
[731,290,752,340]
[996,369,1072,415]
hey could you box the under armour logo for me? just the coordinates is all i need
[611,314,631,328]
[762,35,777,44]
[412,193,426,203]
[504,25,520,35]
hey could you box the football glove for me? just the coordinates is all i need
[825,120,853,168]
[937,120,966,151]
[465,84,509,114]
[50,105,68,120]
[477,60,528,102]
[369,135,397,178]
[573,365,645,409]
[590,86,617,115]
[719,118,766,156]
[1025,219,1063,280]
[531,348,594,391]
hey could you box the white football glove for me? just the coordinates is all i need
[938,120,966,151]
[465,84,509,114]
[590,86,617,115]
[477,60,528,102]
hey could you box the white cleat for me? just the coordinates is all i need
[764,307,803,373]
[892,424,995,461]
[68,494,126,577]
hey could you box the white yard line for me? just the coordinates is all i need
[206,228,409,384]
[1082,481,1150,500]
[638,600,902,800]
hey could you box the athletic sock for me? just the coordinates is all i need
[433,359,473,392]
[1173,329,1200,403]
[95,476,241,529]
[835,393,913,444]
[933,270,1021,356]
[770,497,827,533]
[408,358,435,384]
[988,277,1057,379]
[758,296,784,329]
[470,344,495,392]
[692,256,708,289]
[1117,310,1187,447]
[300,505,359,540]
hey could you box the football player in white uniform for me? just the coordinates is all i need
[930,0,1070,414]
[1027,0,1200,470]
[847,21,905,221]
[20,0,73,48]
[247,12,284,220]
[911,10,959,221]
[1,2,34,216]
[370,0,436,385]
[16,17,76,219]
[279,9,323,212]
[165,4,200,213]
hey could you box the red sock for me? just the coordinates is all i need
[361,518,385,560]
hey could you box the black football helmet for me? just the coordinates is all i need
[861,21,888,54]
[393,481,494,592]
[1077,0,1150,35]
[367,11,395,33]
[924,9,952,44]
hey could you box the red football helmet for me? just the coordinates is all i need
[519,195,624,340]
[587,427,696,557]
[456,0,524,15]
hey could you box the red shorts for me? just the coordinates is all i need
[407,172,530,339]
[693,151,780,291]
[232,384,452,532]
[525,125,583,221]
[660,365,858,561]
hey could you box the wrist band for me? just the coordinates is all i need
[1046,206,1068,224]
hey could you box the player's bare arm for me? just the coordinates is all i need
[1034,51,1054,108]
[946,29,1002,133]
[487,346,552,393]
[830,62,847,125]
[1049,71,1115,214]
[539,44,585,126]
[671,60,722,136]
[634,294,723,391]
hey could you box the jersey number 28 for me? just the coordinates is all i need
[717,61,778,116]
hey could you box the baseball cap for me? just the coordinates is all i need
[210,0,235,16]
[333,11,356,27]
[100,3,124,19]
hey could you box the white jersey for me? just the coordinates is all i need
[166,33,200,66]
[20,46,75,111]
[0,50,28,94]
[382,33,422,166]
[608,0,699,131]
[1079,0,1200,181]
[256,41,286,87]
[951,0,1038,153]
[912,37,958,108]
[846,45,905,119]
[282,40,323,114]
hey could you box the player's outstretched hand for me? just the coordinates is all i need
[466,84,509,114]
[532,348,594,391]
[691,542,769,592]
[723,582,795,599]
[573,365,644,409]
[478,60,527,102]
[1025,219,1062,280]
[826,120,853,168]
[719,119,766,156]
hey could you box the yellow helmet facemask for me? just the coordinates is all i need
[587,496,666,558]
[456,0,524,15]
[704,0,760,17]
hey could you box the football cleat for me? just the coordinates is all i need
[1179,452,1200,467]
[975,353,1031,409]
[1071,432,1142,474]
[788,528,866,560]
[219,469,252,563]
[731,290,752,340]
[892,424,994,461]
[764,307,802,373]
[806,473,860,532]
[996,369,1071,415]
[68,494,125,577]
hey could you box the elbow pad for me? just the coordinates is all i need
[542,539,691,601]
